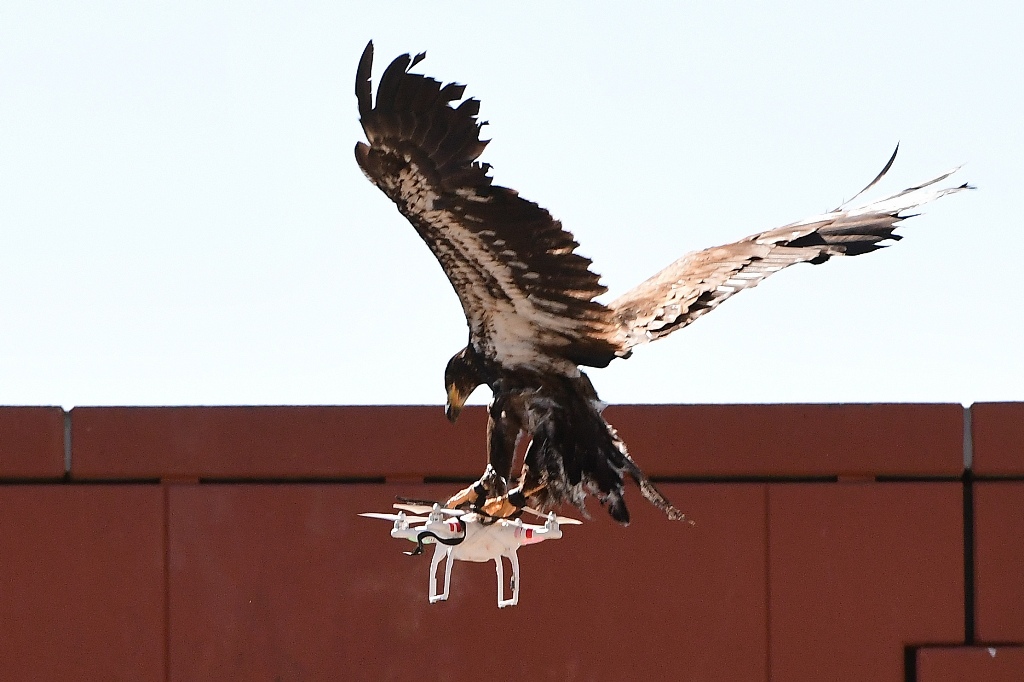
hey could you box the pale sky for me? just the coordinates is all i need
[1,1,1020,408]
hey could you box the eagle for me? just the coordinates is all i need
[354,41,970,524]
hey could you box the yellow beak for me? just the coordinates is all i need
[445,384,466,423]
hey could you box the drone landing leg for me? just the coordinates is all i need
[496,550,520,608]
[494,556,505,608]
[443,548,454,599]
[428,545,453,603]
[508,549,520,607]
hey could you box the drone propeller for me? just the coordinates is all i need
[393,503,468,518]
[393,497,580,525]
[520,506,583,525]
[359,512,430,524]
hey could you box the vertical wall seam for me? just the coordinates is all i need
[963,469,975,645]
[963,404,973,471]
[764,484,772,681]
[163,484,171,682]
[63,409,72,476]
[963,402,976,645]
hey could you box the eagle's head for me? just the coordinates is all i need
[444,347,487,423]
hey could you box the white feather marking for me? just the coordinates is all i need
[397,163,437,212]
[420,207,587,374]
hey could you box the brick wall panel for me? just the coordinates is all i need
[71,405,488,479]
[768,483,964,681]
[917,647,1024,682]
[0,486,165,681]
[971,402,1024,475]
[0,406,65,478]
[605,403,963,477]
[168,482,767,681]
[70,403,967,481]
[974,482,1024,641]
[4,403,1012,678]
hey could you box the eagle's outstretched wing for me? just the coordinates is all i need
[610,148,972,350]
[354,42,619,371]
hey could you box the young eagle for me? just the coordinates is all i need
[354,41,970,524]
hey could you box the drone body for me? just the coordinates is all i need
[360,504,578,607]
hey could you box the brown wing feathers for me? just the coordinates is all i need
[355,41,619,369]
[610,156,971,349]
[356,43,970,364]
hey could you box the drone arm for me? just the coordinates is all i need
[514,524,561,546]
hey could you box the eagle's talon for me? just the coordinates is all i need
[444,484,480,509]
[446,465,508,510]
[480,494,522,519]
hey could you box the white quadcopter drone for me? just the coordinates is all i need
[360,501,580,608]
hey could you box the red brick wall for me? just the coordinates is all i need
[0,403,1021,681]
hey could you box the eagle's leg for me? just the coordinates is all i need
[485,395,521,486]
[445,396,521,511]
[445,463,501,509]
[477,403,544,518]
[480,466,547,518]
